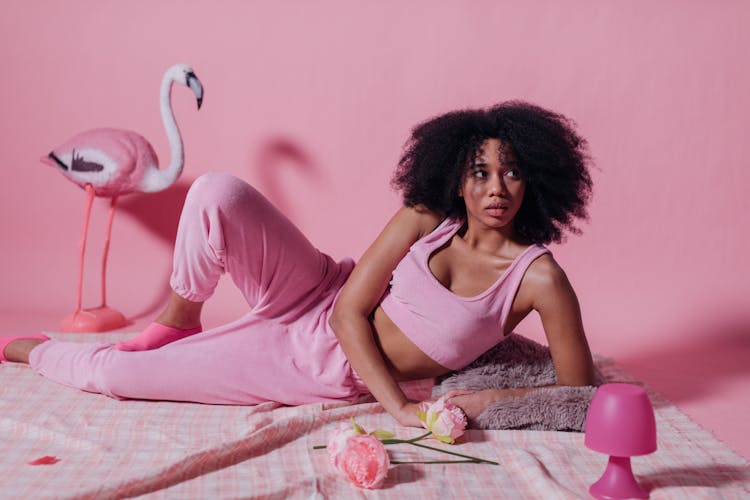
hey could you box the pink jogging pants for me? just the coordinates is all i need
[29,173,366,405]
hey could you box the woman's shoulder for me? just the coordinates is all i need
[396,204,445,239]
[521,251,570,291]
[516,251,578,313]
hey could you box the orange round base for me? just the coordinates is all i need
[60,306,129,333]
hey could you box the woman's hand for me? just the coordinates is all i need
[446,389,514,421]
[393,401,425,428]
[392,396,472,428]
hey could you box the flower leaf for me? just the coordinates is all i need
[371,429,395,439]
[349,418,366,435]
[435,435,454,445]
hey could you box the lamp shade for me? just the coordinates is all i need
[584,383,657,457]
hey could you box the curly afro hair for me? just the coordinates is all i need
[391,101,593,245]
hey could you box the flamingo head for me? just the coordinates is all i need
[167,63,204,110]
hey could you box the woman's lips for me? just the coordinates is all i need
[486,206,507,217]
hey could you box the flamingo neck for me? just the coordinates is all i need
[142,75,184,192]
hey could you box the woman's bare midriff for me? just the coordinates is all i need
[370,305,451,381]
[368,268,536,382]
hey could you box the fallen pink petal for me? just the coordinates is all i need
[28,456,60,465]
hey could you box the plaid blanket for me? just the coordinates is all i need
[1,332,748,499]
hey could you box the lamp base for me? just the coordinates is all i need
[61,306,128,333]
[590,455,649,499]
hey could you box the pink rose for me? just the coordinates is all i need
[327,424,389,489]
[327,422,362,469]
[417,397,468,444]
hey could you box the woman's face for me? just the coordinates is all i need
[459,138,525,231]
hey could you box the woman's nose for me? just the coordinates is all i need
[489,174,506,196]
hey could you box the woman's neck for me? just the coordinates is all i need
[458,217,523,255]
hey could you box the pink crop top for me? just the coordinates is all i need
[379,217,550,371]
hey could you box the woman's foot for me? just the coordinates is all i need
[114,323,202,351]
[114,290,204,351]
[0,334,49,364]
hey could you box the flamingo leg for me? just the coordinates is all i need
[62,186,127,332]
[100,195,118,308]
[74,184,96,313]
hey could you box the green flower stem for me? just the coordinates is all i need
[380,435,431,446]
[391,459,480,465]
[319,431,432,448]
[408,431,433,443]
[314,430,498,466]
[381,432,498,465]
[406,441,499,465]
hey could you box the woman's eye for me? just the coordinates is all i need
[470,161,487,173]
[505,168,521,179]
[471,169,487,179]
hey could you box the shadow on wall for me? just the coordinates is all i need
[116,136,320,252]
[252,136,323,218]
[118,179,193,247]
[117,179,193,322]
[616,314,750,405]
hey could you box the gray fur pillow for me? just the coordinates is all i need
[432,334,603,432]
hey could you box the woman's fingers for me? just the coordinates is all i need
[442,389,475,400]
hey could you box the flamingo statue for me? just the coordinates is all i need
[41,63,204,332]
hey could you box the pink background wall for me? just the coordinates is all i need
[1,1,748,459]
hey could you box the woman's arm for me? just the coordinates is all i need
[329,206,441,427]
[448,256,596,420]
[532,255,596,386]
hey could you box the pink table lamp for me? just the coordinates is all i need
[584,383,657,499]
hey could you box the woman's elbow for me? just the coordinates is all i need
[328,308,343,332]
[328,304,355,335]
[328,302,369,338]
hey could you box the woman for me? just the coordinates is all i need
[1,101,595,427]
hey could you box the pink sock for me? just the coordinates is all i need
[114,323,202,351]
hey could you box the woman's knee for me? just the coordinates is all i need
[98,356,175,401]
[186,172,263,215]
[95,354,140,399]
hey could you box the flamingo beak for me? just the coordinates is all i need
[186,71,204,110]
